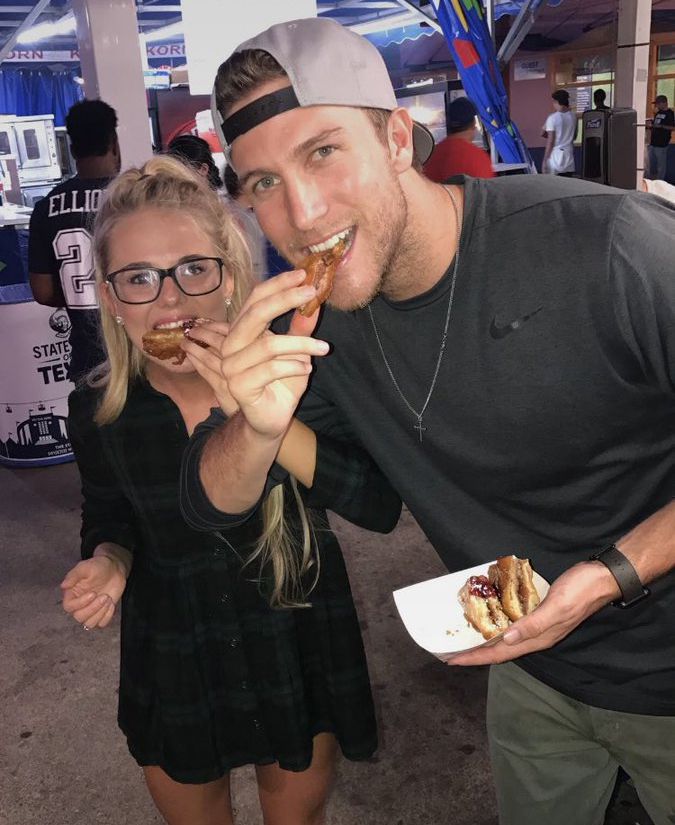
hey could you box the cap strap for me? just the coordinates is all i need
[222,86,300,144]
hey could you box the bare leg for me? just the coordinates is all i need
[255,733,339,825]
[143,766,234,825]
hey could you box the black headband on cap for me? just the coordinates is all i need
[222,85,300,144]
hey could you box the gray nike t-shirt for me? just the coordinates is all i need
[297,174,675,715]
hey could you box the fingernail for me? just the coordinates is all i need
[503,628,521,644]
[97,594,109,604]
[86,592,96,601]
[299,287,316,300]
[315,341,330,354]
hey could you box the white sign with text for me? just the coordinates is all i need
[513,57,548,81]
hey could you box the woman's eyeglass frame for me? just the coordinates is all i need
[105,256,224,305]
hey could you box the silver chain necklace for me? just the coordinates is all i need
[367,186,461,444]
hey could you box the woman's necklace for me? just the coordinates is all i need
[367,186,461,444]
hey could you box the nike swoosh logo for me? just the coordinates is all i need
[490,306,543,340]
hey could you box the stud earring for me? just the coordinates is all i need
[115,315,124,326]
[224,296,232,307]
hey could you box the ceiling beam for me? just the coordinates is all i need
[497,0,547,67]
[395,0,442,32]
[137,18,175,26]
[136,4,184,12]
[0,0,52,64]
[319,1,401,10]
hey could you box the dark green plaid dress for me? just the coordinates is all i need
[68,380,401,784]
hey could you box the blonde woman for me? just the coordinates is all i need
[60,156,401,825]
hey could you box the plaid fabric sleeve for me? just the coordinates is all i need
[181,408,401,534]
[180,408,289,531]
[68,388,140,559]
[290,362,402,532]
[299,434,401,533]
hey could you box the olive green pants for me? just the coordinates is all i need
[487,662,675,825]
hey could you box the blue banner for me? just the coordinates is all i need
[434,0,534,166]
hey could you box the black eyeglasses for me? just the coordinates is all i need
[106,256,224,305]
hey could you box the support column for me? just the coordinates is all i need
[72,0,152,169]
[614,0,651,185]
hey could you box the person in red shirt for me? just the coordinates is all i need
[424,96,495,181]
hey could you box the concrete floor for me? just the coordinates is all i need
[1,461,654,825]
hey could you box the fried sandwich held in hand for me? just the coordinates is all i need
[141,318,210,365]
[458,555,541,640]
[298,237,347,317]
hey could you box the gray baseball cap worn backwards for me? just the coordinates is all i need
[210,17,435,164]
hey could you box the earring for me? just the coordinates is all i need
[115,315,124,326]
[224,297,232,307]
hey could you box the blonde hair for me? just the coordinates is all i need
[90,154,317,607]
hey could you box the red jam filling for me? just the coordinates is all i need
[468,575,498,599]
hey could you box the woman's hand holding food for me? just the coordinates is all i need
[181,321,239,416]
[61,543,132,631]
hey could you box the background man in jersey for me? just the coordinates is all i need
[423,96,495,181]
[180,18,675,825]
[29,99,120,382]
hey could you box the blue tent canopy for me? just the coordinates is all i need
[362,0,564,50]
[366,23,437,49]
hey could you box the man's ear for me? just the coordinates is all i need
[387,107,416,173]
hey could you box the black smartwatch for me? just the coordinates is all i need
[589,544,650,608]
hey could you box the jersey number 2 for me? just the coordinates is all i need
[53,228,99,310]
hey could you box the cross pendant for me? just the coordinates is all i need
[414,418,426,443]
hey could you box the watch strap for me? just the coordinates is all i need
[589,544,650,608]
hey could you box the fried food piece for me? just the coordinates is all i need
[298,238,347,317]
[141,319,207,365]
[458,575,511,640]
[488,555,541,622]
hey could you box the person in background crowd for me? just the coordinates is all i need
[646,94,674,181]
[186,17,675,825]
[29,98,120,383]
[423,96,494,182]
[542,89,577,176]
[593,88,610,111]
[61,155,400,825]
[167,133,224,189]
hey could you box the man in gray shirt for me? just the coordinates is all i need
[181,18,675,825]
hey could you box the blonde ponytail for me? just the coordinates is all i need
[248,479,319,608]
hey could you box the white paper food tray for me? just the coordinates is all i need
[393,561,550,656]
